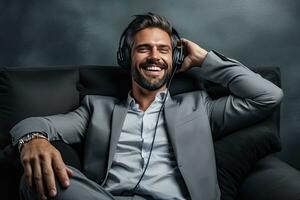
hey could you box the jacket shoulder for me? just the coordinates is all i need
[172,90,210,104]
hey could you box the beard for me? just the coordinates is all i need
[132,59,172,91]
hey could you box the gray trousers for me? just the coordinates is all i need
[20,166,147,200]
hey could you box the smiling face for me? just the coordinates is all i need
[130,27,173,91]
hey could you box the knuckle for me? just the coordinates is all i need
[24,173,32,180]
[34,174,42,182]
[52,149,61,156]
[24,169,32,176]
[53,164,64,172]
[22,157,30,165]
[29,155,39,162]
[43,169,52,177]
[39,153,47,162]
[53,147,59,153]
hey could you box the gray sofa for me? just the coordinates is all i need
[0,65,299,200]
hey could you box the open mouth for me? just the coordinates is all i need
[144,65,163,72]
[141,65,165,77]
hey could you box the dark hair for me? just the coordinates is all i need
[124,12,176,50]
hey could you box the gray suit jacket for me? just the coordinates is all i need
[10,51,283,200]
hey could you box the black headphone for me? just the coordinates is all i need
[117,27,185,71]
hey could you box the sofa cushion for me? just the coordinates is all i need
[215,117,281,200]
[78,66,206,100]
[0,66,80,148]
[78,66,132,99]
[237,155,300,200]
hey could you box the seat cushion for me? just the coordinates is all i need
[237,155,300,200]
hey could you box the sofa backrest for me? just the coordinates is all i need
[0,65,281,149]
[0,65,282,199]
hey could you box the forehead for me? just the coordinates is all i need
[132,27,172,47]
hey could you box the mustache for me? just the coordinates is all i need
[140,59,168,69]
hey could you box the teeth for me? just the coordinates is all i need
[145,66,161,71]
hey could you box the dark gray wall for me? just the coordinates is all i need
[1,0,300,169]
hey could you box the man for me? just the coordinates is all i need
[10,13,283,200]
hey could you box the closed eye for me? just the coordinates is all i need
[136,45,150,53]
[159,48,170,54]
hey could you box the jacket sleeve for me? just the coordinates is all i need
[10,95,91,146]
[199,51,284,138]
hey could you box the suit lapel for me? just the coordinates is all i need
[105,100,128,176]
[164,97,180,160]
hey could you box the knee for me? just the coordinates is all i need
[19,175,39,200]
[19,174,63,200]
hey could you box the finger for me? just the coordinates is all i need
[22,160,33,188]
[41,156,57,197]
[66,167,74,177]
[32,159,47,200]
[179,38,189,47]
[175,68,183,73]
[52,156,70,188]
[179,56,193,72]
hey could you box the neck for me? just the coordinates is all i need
[131,82,166,111]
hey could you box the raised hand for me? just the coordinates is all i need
[177,38,208,72]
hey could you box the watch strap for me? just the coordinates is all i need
[18,132,48,152]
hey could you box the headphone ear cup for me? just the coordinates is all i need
[123,46,131,68]
[172,47,179,71]
[117,46,130,68]
[117,48,124,67]
[172,45,184,71]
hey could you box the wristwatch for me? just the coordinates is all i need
[18,132,48,152]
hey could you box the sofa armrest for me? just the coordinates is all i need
[237,155,300,200]
[0,145,22,200]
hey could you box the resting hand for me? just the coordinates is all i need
[177,38,208,72]
[20,138,74,199]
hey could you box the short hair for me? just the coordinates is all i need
[124,12,176,50]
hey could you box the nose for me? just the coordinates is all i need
[147,48,160,63]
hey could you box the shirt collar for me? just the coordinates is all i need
[127,89,169,110]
